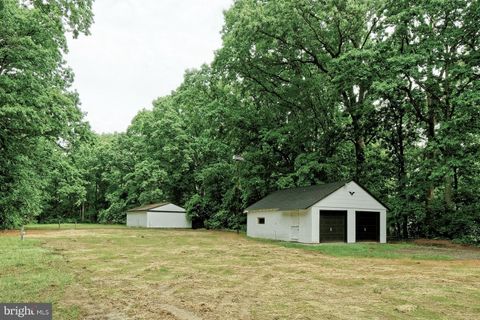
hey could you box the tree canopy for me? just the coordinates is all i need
[1,0,479,244]
[0,0,93,227]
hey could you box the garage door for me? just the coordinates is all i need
[320,210,347,243]
[356,211,380,242]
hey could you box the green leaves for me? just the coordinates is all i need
[0,0,93,228]
[2,0,478,242]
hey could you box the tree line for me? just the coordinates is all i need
[1,0,479,244]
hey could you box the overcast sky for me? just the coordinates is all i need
[66,0,233,134]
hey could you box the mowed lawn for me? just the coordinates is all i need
[1,227,480,320]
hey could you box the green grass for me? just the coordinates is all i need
[0,238,77,317]
[0,228,478,319]
[25,223,126,230]
[256,239,457,260]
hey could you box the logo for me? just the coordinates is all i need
[0,304,51,320]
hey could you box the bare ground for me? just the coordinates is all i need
[6,229,480,319]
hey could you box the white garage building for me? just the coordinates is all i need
[246,181,387,243]
[126,203,191,228]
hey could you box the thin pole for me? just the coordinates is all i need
[20,226,25,241]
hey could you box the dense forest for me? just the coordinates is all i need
[1,0,479,243]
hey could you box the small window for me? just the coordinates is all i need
[258,217,265,224]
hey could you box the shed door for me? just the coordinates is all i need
[320,210,347,243]
[356,211,380,242]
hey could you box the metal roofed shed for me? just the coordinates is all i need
[126,203,191,228]
[245,180,387,243]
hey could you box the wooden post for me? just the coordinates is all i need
[20,226,25,241]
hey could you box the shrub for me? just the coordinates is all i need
[453,225,480,246]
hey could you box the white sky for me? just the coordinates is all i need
[66,0,233,133]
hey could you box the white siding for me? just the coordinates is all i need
[247,181,387,244]
[311,181,387,243]
[153,203,185,212]
[379,209,387,243]
[314,181,386,210]
[309,207,320,243]
[247,210,308,242]
[127,204,191,228]
[147,211,191,228]
[298,208,314,243]
[347,209,356,243]
[126,212,148,227]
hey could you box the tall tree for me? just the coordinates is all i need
[0,0,94,228]
[380,0,480,236]
[216,0,386,180]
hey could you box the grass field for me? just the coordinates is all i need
[1,227,479,319]
[24,223,126,230]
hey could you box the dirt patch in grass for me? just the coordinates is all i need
[397,246,480,260]
[3,229,480,320]
[413,239,480,251]
[0,229,42,237]
[0,229,121,239]
[0,229,79,238]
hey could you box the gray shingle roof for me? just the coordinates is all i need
[246,181,348,211]
[127,203,169,212]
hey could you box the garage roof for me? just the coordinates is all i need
[246,180,389,211]
[246,181,347,211]
[127,203,168,212]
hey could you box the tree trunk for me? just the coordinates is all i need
[395,106,409,239]
[81,202,85,222]
[444,174,453,209]
[354,135,366,180]
[342,89,367,181]
[94,180,98,222]
[426,95,436,197]
[453,167,458,191]
[402,215,409,239]
[424,96,436,236]
[351,112,366,180]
